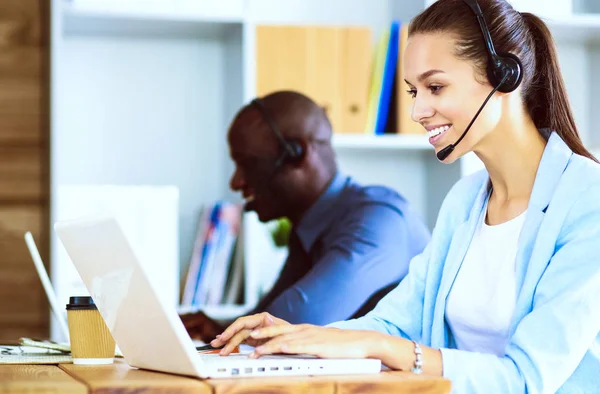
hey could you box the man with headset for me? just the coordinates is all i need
[181,90,430,342]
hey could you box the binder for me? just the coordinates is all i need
[339,27,372,133]
[374,20,400,135]
[255,25,372,134]
[307,27,342,130]
[364,30,389,134]
[256,25,310,98]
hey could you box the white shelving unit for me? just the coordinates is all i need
[545,12,600,149]
[546,14,600,42]
[333,134,432,151]
[61,0,247,23]
[49,0,600,337]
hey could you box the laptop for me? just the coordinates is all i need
[54,214,382,378]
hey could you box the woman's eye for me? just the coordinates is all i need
[429,85,443,94]
[406,89,417,98]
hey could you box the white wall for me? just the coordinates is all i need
[336,149,427,218]
[555,41,591,144]
[55,33,233,275]
[390,0,427,22]
[575,0,600,13]
[589,44,600,147]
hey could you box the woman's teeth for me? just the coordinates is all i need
[427,125,451,138]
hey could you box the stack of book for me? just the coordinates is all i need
[180,201,243,308]
[364,20,424,136]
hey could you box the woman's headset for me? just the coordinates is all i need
[463,0,523,93]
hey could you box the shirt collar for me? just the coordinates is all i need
[295,172,349,253]
[528,130,572,212]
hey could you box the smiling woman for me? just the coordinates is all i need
[210,1,600,393]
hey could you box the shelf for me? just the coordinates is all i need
[63,0,246,22]
[545,14,600,43]
[178,304,253,322]
[62,0,245,37]
[332,134,432,151]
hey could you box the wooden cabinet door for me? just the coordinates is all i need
[0,207,47,341]
[0,0,50,341]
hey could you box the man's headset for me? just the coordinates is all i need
[241,98,306,209]
[250,98,305,169]
[436,0,524,161]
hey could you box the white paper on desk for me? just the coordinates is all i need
[0,345,73,365]
[51,185,179,343]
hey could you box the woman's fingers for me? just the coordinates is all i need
[211,313,273,347]
[249,330,315,358]
[220,328,252,355]
[250,324,310,339]
[278,341,322,357]
[247,327,372,360]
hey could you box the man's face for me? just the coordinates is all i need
[227,111,296,222]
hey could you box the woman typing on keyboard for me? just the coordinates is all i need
[211,0,600,392]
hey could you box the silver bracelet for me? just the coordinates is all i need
[411,340,423,374]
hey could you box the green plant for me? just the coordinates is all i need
[270,217,291,247]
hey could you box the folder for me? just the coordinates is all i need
[255,25,372,134]
[339,27,372,133]
[374,20,400,135]
[256,25,310,98]
[364,29,389,134]
[307,27,342,131]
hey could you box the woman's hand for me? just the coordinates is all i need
[209,312,290,355]
[215,318,443,375]
[247,325,442,376]
[246,324,383,360]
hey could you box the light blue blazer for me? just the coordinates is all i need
[329,132,600,393]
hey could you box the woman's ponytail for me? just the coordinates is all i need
[521,12,598,162]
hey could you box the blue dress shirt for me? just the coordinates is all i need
[255,172,431,325]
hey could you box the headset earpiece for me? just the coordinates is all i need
[463,0,523,93]
[284,139,305,163]
[489,52,523,93]
[250,98,306,166]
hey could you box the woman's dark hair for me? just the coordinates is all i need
[409,0,597,162]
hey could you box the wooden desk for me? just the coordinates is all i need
[0,360,451,394]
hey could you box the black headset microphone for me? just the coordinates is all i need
[436,0,524,162]
[242,98,305,211]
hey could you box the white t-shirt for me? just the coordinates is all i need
[445,198,527,356]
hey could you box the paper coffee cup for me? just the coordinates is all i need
[66,296,116,365]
